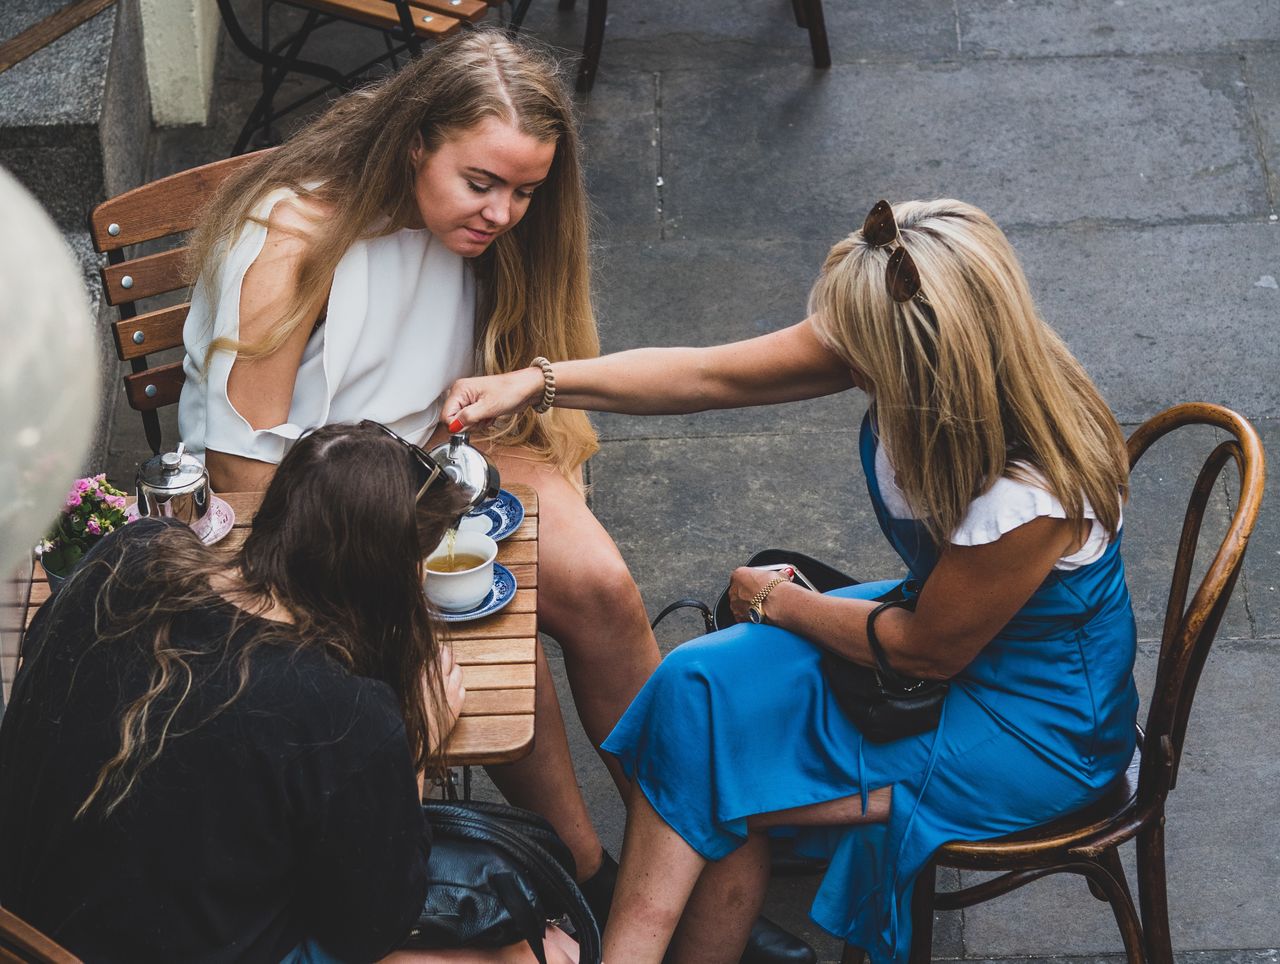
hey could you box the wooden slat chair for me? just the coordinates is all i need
[842,403,1265,963]
[87,151,275,455]
[557,0,830,93]
[214,0,512,155]
[0,907,81,964]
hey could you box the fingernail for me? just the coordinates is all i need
[448,418,463,433]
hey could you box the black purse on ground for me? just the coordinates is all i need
[401,800,602,964]
[652,548,947,745]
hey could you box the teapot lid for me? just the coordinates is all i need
[138,443,207,493]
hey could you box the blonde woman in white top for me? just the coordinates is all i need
[180,29,658,912]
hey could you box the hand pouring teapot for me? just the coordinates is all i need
[136,442,212,532]
[425,431,500,514]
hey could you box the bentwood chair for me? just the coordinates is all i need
[86,151,275,455]
[842,403,1265,963]
[214,0,519,155]
[0,907,81,964]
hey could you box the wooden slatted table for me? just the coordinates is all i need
[2,484,538,767]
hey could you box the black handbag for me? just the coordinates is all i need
[652,548,947,745]
[401,800,602,964]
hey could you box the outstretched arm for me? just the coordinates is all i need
[442,318,854,429]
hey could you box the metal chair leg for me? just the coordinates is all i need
[790,0,807,28]
[575,0,607,93]
[798,0,831,68]
[1137,823,1174,964]
[558,0,576,9]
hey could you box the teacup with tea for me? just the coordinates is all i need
[424,530,498,612]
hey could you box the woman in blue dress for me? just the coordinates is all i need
[439,198,1139,963]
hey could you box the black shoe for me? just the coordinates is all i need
[740,916,817,964]
[577,849,619,930]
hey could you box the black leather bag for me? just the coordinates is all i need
[653,549,947,745]
[401,801,602,964]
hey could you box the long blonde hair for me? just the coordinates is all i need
[810,199,1128,545]
[188,28,599,475]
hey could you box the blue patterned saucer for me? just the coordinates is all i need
[459,489,525,542]
[436,563,517,623]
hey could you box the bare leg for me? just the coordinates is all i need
[486,447,661,793]
[484,642,604,880]
[605,785,893,963]
[381,924,579,962]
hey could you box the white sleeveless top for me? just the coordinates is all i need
[178,188,476,463]
[874,443,1119,571]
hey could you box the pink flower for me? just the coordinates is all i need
[86,517,102,536]
[109,494,127,509]
[65,492,82,509]
[74,478,92,494]
[94,473,106,483]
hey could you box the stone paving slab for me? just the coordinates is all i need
[1007,222,1280,423]
[589,238,853,441]
[968,952,1280,964]
[518,0,960,72]
[1246,52,1280,215]
[959,0,1277,59]
[657,56,1264,241]
[961,639,1280,954]
[578,73,660,241]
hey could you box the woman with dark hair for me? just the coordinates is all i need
[0,423,577,964]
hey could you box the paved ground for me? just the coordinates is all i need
[105,1,1280,959]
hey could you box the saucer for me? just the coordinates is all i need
[126,495,236,546]
[459,489,525,542]
[436,563,516,623]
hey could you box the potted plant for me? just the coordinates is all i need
[36,474,131,591]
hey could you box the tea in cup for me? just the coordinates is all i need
[424,531,498,612]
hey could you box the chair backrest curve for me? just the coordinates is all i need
[1125,403,1265,807]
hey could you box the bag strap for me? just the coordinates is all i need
[649,598,715,634]
[490,871,549,964]
[865,598,927,692]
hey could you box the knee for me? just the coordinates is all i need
[547,544,642,618]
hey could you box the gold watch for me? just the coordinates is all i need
[747,575,788,625]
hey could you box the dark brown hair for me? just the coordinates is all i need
[71,423,465,818]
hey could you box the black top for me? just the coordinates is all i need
[0,520,429,963]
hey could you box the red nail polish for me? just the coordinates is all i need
[448,418,463,433]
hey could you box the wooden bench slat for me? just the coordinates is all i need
[460,663,535,690]
[459,688,535,716]
[123,362,185,412]
[300,0,462,37]
[447,610,536,640]
[504,563,536,589]
[112,303,188,360]
[450,637,536,664]
[444,714,534,765]
[102,247,194,306]
[91,152,271,252]
[410,0,487,22]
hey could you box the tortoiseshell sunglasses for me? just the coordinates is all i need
[862,199,931,307]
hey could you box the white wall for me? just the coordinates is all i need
[138,0,220,126]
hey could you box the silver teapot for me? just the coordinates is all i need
[426,431,500,514]
[136,442,211,529]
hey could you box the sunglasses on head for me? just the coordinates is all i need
[862,199,931,307]
[360,420,445,503]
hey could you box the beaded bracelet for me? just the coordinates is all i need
[530,356,556,413]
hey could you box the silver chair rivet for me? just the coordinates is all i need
[108,223,121,236]
[450,0,461,5]
[145,384,157,398]
[422,14,433,21]
[132,331,145,345]
[121,275,134,289]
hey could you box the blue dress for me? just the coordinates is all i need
[601,416,1139,962]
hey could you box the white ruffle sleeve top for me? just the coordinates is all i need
[178,188,476,462]
[875,442,1120,570]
